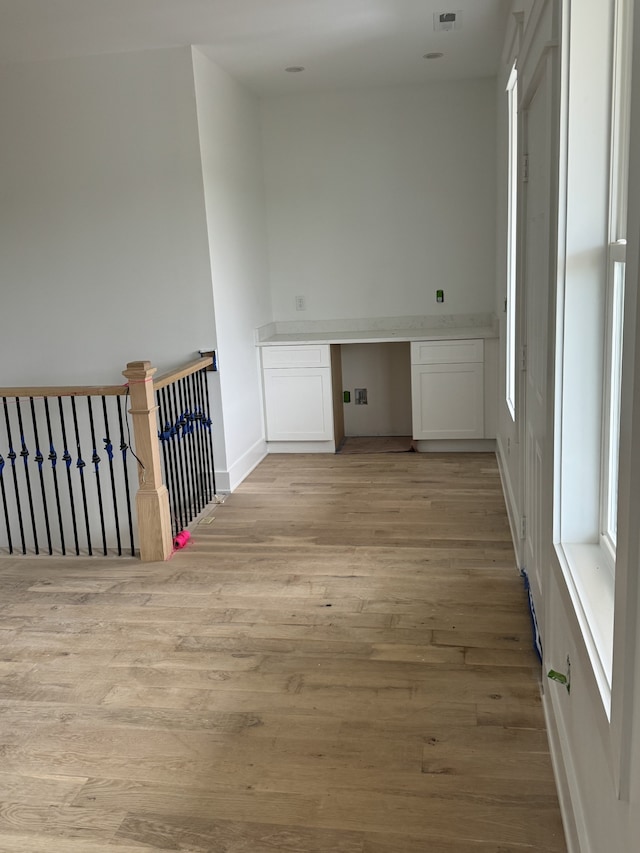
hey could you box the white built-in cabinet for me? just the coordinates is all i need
[261,345,335,441]
[410,340,484,439]
[260,337,488,447]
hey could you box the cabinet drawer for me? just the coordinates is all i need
[411,339,483,365]
[261,345,330,369]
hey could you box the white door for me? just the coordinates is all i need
[263,367,334,441]
[411,362,484,439]
[521,64,553,640]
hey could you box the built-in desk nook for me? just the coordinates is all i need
[257,315,498,453]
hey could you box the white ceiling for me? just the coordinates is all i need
[0,0,510,96]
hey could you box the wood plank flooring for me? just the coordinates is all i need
[0,452,567,852]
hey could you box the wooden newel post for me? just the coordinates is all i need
[122,361,173,562]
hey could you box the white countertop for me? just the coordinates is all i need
[257,325,497,346]
[256,314,498,346]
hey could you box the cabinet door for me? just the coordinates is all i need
[411,362,484,439]
[263,368,334,441]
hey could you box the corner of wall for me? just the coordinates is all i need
[216,438,267,493]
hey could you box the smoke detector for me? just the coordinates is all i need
[433,11,462,32]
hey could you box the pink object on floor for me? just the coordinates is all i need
[173,530,191,549]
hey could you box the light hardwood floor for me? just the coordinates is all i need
[0,452,567,852]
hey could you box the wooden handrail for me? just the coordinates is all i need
[153,356,213,391]
[0,383,128,398]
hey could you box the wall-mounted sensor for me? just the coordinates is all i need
[434,11,462,31]
[436,289,444,303]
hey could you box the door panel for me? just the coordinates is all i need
[522,66,552,637]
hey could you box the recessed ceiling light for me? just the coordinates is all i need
[423,52,444,60]
[285,66,305,73]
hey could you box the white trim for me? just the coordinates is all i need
[555,543,614,714]
[412,439,496,453]
[608,0,633,242]
[496,434,523,567]
[501,10,524,69]
[266,440,336,454]
[552,0,570,550]
[543,687,587,853]
[519,0,551,68]
[610,0,640,801]
[505,61,518,422]
[600,251,626,550]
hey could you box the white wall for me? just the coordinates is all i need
[261,81,497,322]
[192,49,272,490]
[494,3,640,852]
[0,47,216,385]
[549,0,640,847]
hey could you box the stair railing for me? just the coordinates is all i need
[122,356,216,561]
[0,354,216,561]
[0,382,136,557]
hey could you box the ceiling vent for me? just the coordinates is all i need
[433,11,462,32]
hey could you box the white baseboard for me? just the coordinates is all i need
[266,440,336,454]
[496,434,523,567]
[543,689,584,853]
[215,438,267,493]
[413,439,496,453]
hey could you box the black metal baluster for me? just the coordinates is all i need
[189,375,205,516]
[15,397,39,554]
[102,396,122,556]
[44,398,65,556]
[190,372,207,505]
[157,388,179,537]
[165,385,185,533]
[196,368,216,499]
[177,377,198,522]
[189,371,206,511]
[71,396,92,555]
[169,384,189,531]
[116,396,136,557]
[0,451,12,554]
[197,368,215,502]
[3,397,25,554]
[173,382,192,523]
[189,375,206,516]
[30,397,52,555]
[58,397,80,556]
[58,398,80,555]
[175,378,192,523]
[87,397,107,556]
[169,382,188,532]
[184,375,203,517]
